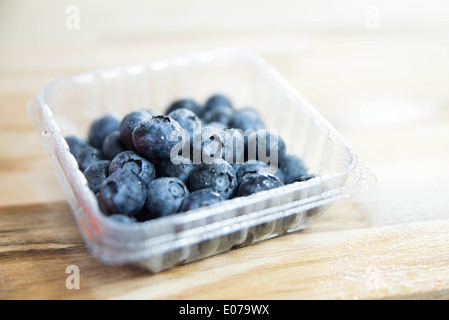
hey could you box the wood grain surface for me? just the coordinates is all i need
[1,0,449,300]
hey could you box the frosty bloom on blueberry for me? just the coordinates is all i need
[188,158,238,199]
[235,172,284,197]
[99,169,146,216]
[158,155,194,184]
[144,177,190,218]
[132,115,187,161]
[88,114,121,149]
[77,146,104,172]
[65,93,315,222]
[84,160,111,193]
[119,110,155,150]
[108,150,156,186]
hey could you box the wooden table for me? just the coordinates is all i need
[1,1,449,300]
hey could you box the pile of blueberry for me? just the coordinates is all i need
[65,94,315,223]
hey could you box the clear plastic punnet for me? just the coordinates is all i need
[27,48,376,273]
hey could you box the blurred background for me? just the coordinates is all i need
[1,0,449,299]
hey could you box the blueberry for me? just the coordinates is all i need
[132,115,187,161]
[109,151,156,186]
[279,154,308,184]
[144,177,190,218]
[245,129,286,166]
[230,108,265,132]
[204,94,233,112]
[166,98,204,118]
[77,146,105,171]
[83,160,111,193]
[188,159,237,199]
[65,135,89,159]
[202,105,234,126]
[167,107,201,150]
[99,169,146,216]
[178,188,225,213]
[88,114,121,148]
[234,172,284,197]
[119,110,153,150]
[157,156,195,184]
[235,160,280,184]
[102,130,125,160]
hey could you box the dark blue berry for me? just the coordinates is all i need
[178,188,225,213]
[234,172,283,197]
[88,114,121,148]
[188,159,237,199]
[119,110,153,150]
[232,162,243,175]
[235,160,280,184]
[65,135,89,159]
[102,130,125,160]
[144,177,189,218]
[77,146,105,171]
[83,160,111,193]
[99,169,146,216]
[166,98,204,117]
[202,105,234,126]
[132,115,187,161]
[109,151,156,186]
[279,154,308,184]
[95,192,106,213]
[167,108,200,140]
[230,108,265,132]
[204,94,233,112]
[157,156,195,184]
